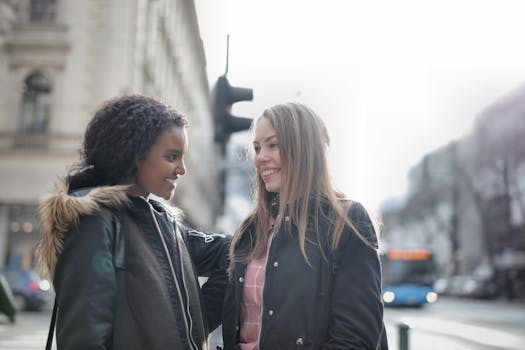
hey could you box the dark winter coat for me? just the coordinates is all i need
[222,201,388,350]
[37,183,230,350]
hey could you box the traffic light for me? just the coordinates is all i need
[212,75,253,143]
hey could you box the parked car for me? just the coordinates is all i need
[434,275,500,299]
[0,268,51,311]
[463,276,500,299]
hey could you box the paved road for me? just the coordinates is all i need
[0,307,54,350]
[1,297,524,349]
[384,297,525,350]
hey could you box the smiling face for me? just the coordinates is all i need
[128,126,188,200]
[253,117,282,193]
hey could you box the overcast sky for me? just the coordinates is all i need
[195,0,525,209]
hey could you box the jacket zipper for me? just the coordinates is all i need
[148,202,198,350]
[174,224,198,350]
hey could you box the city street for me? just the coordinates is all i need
[0,304,54,350]
[384,297,525,350]
[0,297,524,350]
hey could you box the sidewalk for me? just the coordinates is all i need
[0,307,54,350]
[1,306,220,350]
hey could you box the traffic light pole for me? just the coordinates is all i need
[211,74,253,212]
[211,35,254,213]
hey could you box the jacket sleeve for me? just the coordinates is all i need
[179,225,231,331]
[322,202,387,350]
[53,211,117,350]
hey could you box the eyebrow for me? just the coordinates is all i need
[165,149,182,155]
[253,135,277,144]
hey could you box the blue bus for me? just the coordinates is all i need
[380,249,438,307]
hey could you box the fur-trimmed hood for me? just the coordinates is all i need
[36,182,130,277]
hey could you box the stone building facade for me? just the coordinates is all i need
[0,0,220,269]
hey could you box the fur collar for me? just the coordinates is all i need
[36,181,130,277]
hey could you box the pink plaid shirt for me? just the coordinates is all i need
[239,218,275,350]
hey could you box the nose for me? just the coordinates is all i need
[255,147,270,162]
[255,149,271,164]
[176,160,186,176]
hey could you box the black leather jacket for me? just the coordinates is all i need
[222,202,388,350]
[37,184,230,350]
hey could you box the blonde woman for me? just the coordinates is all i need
[222,103,387,350]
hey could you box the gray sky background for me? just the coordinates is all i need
[195,0,525,209]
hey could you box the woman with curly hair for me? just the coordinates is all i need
[222,102,388,349]
[36,95,229,350]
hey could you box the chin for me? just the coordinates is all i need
[163,192,175,201]
[265,184,280,193]
[155,189,174,201]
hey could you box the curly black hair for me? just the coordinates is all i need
[67,95,188,190]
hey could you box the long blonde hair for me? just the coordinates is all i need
[230,102,371,276]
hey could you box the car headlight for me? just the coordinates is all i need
[39,279,51,291]
[383,291,395,303]
[426,291,438,303]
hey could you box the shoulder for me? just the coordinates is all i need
[40,182,129,225]
[347,201,372,225]
[37,182,129,276]
[339,199,379,249]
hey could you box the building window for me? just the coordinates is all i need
[30,0,56,23]
[20,72,52,133]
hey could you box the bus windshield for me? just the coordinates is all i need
[382,253,435,286]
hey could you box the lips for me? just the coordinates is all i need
[165,178,177,184]
[260,168,279,180]
[164,178,178,191]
